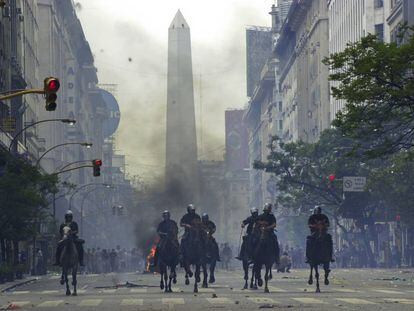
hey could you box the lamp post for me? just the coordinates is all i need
[36,142,92,167]
[55,159,93,173]
[8,118,76,152]
[69,183,112,211]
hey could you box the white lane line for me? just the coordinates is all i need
[162,298,185,305]
[101,289,116,294]
[248,297,279,304]
[41,290,59,294]
[385,298,414,305]
[268,286,287,292]
[8,301,31,307]
[37,300,64,307]
[11,291,30,295]
[293,298,326,304]
[373,289,405,295]
[77,289,86,294]
[331,288,358,293]
[49,275,61,280]
[198,288,215,293]
[121,299,144,306]
[130,288,147,293]
[337,298,376,305]
[206,297,233,304]
[78,299,102,307]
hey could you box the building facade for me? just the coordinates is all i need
[387,0,414,43]
[275,0,330,143]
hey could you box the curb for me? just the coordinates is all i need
[0,278,38,293]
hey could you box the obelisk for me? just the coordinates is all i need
[165,10,199,206]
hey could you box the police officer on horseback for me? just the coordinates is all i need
[153,210,179,267]
[236,207,259,260]
[201,213,220,261]
[256,203,280,264]
[180,204,201,258]
[306,206,333,263]
[54,210,84,266]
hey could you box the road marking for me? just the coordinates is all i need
[41,290,59,294]
[198,288,215,293]
[49,275,61,280]
[121,299,144,306]
[331,288,358,293]
[268,286,287,292]
[385,298,414,305]
[293,298,326,304]
[37,300,64,307]
[337,298,376,305]
[11,291,30,295]
[162,298,185,305]
[77,289,86,294]
[206,297,233,304]
[248,297,279,304]
[373,289,405,295]
[101,289,116,294]
[79,299,102,307]
[130,288,147,293]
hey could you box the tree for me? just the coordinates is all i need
[324,26,414,158]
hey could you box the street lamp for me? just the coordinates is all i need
[69,183,112,210]
[55,159,94,173]
[8,118,76,152]
[36,142,93,167]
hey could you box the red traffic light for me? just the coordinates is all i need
[328,174,336,182]
[44,77,60,92]
[93,159,102,167]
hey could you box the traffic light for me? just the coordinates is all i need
[92,159,102,177]
[44,77,60,111]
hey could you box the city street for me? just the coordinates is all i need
[1,268,414,310]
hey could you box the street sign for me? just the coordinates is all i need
[343,176,366,192]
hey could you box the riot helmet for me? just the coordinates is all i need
[187,204,195,214]
[65,210,73,222]
[263,203,272,214]
[314,206,322,215]
[202,213,209,222]
[162,210,170,220]
[250,207,258,216]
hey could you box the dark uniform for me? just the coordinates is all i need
[256,212,280,264]
[306,213,333,262]
[55,221,84,266]
[153,219,179,266]
[180,213,201,233]
[238,214,259,260]
[202,219,220,261]
[308,213,330,233]
[243,215,258,236]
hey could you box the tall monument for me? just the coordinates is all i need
[165,10,199,205]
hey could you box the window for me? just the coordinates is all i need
[278,101,282,112]
[375,24,384,42]
[374,0,383,8]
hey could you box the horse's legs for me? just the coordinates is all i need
[167,267,173,292]
[164,267,169,293]
[315,265,320,293]
[64,268,70,296]
[308,265,314,285]
[323,262,330,285]
[209,261,216,284]
[194,264,200,293]
[172,265,177,284]
[72,269,77,296]
[185,270,190,286]
[264,265,270,293]
[60,270,65,285]
[243,261,249,289]
[202,263,208,288]
[256,264,263,287]
[160,263,165,290]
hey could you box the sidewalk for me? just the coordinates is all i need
[0,275,38,293]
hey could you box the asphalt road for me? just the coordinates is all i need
[0,268,413,310]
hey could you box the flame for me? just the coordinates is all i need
[146,237,159,272]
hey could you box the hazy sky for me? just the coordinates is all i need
[77,0,273,180]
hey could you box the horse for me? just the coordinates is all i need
[306,222,333,293]
[240,235,257,290]
[59,226,79,296]
[157,233,180,293]
[252,221,278,293]
[201,234,218,288]
[181,220,206,293]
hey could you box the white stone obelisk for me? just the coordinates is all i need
[165,10,198,204]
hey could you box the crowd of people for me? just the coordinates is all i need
[84,247,145,274]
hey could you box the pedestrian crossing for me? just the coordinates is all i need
[4,297,414,308]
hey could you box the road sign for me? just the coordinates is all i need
[343,176,366,192]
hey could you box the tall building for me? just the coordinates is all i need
[165,10,199,206]
[387,0,414,43]
[329,0,391,120]
[275,0,330,143]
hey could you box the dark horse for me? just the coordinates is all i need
[181,220,206,293]
[306,223,332,293]
[201,235,218,288]
[158,233,180,293]
[59,226,79,296]
[252,221,278,293]
[240,235,257,290]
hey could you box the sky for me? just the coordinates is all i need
[77,0,274,181]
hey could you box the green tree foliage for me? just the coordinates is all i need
[0,150,58,242]
[324,27,414,158]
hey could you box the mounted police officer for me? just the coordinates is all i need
[256,203,280,264]
[179,204,201,259]
[236,207,259,260]
[201,213,220,261]
[153,210,179,267]
[306,206,333,263]
[54,210,84,266]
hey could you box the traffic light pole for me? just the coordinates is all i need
[0,88,45,101]
[53,165,93,176]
